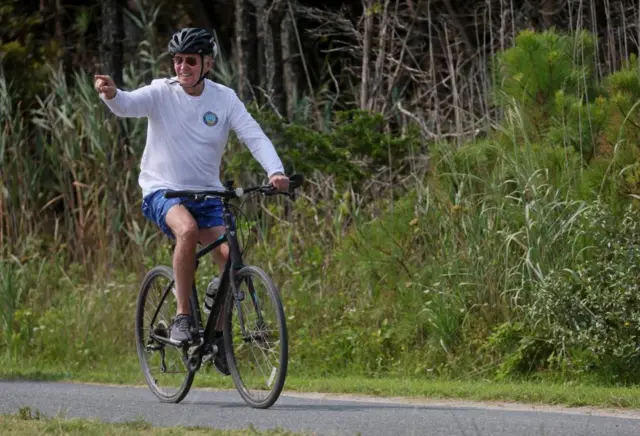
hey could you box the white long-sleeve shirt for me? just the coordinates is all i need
[101,78,285,197]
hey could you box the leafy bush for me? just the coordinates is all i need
[494,29,597,143]
[529,202,640,382]
[602,54,640,147]
[493,29,640,206]
[495,29,596,105]
[485,321,554,380]
[492,29,639,163]
[547,92,608,158]
[224,108,420,188]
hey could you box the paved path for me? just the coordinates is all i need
[1,381,639,435]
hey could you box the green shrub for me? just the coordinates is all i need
[529,202,640,382]
[485,321,554,380]
[602,53,640,149]
[224,108,420,188]
[547,92,608,158]
[493,29,597,140]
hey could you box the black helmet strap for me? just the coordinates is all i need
[196,55,206,85]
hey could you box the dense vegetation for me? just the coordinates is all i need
[2,1,640,386]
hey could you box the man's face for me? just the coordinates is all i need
[173,53,213,87]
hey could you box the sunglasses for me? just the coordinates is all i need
[173,55,199,66]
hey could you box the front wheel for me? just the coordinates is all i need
[224,265,288,409]
[135,265,195,403]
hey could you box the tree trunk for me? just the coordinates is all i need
[101,0,124,87]
[268,2,287,118]
[250,0,268,96]
[282,14,298,119]
[371,0,390,113]
[444,23,462,147]
[234,0,261,101]
[361,0,374,110]
[250,0,286,117]
[235,0,248,100]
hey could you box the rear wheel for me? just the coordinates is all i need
[135,265,195,403]
[224,265,288,409]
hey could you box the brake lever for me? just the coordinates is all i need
[260,186,277,196]
[261,185,294,198]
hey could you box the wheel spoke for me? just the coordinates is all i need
[225,266,288,409]
[135,266,194,403]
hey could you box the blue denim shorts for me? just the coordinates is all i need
[141,189,226,238]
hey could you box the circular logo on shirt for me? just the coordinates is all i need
[203,111,218,127]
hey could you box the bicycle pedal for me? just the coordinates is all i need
[168,337,190,347]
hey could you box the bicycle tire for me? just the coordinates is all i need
[223,265,288,409]
[135,265,195,403]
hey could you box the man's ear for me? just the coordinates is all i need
[205,56,214,74]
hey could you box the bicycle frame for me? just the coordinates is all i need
[139,174,300,407]
[147,174,303,356]
[192,196,243,347]
[147,195,246,353]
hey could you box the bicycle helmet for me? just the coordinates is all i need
[168,27,218,88]
[168,27,218,58]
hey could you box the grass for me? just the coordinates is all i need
[2,358,640,410]
[0,408,304,435]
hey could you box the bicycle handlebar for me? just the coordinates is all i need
[164,174,304,201]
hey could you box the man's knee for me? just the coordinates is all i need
[175,223,199,243]
[166,206,199,243]
[218,244,230,260]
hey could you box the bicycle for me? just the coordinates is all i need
[134,174,303,409]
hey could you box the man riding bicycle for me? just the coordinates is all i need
[94,27,289,374]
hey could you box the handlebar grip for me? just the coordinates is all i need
[289,174,304,190]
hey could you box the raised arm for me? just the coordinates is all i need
[94,74,156,118]
[228,91,285,178]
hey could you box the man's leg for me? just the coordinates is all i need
[164,204,200,343]
[198,226,229,331]
[199,226,229,273]
[198,226,231,375]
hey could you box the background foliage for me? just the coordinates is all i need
[2,0,640,385]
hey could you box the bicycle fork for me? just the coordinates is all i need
[232,275,267,342]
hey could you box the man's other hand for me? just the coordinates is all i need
[269,173,289,192]
[94,74,117,100]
